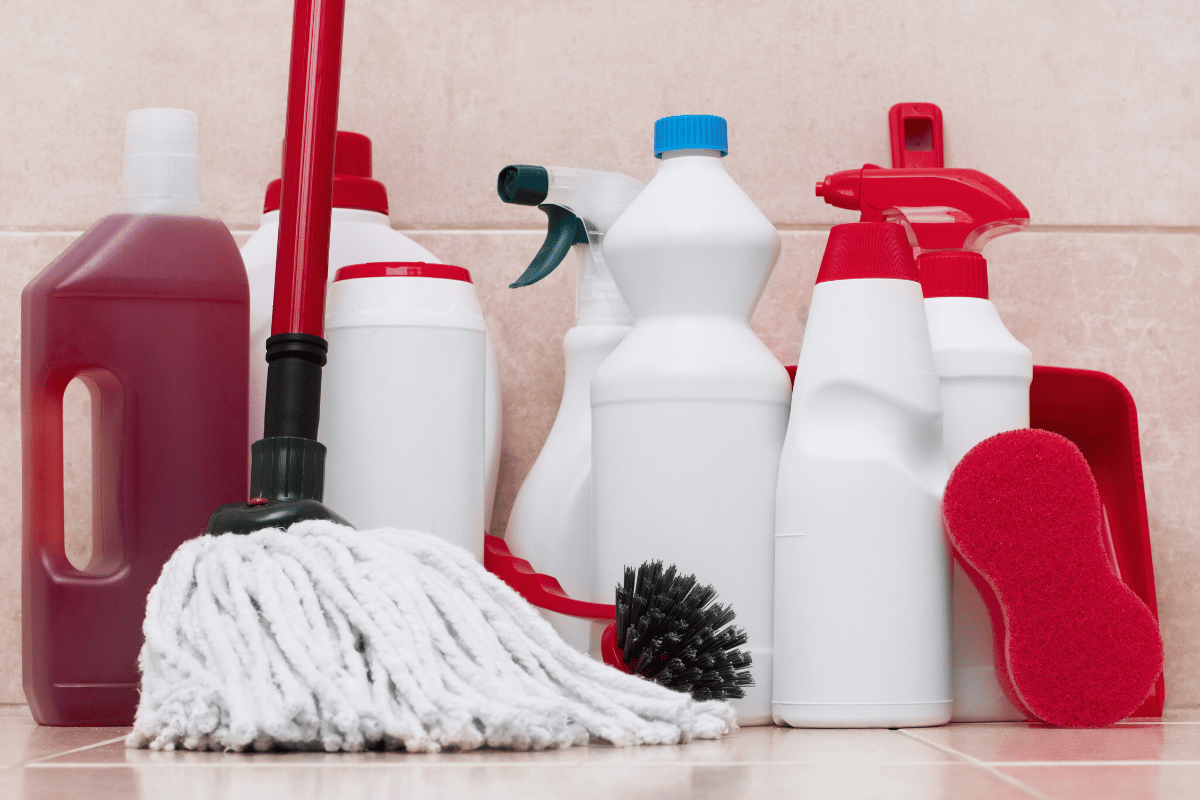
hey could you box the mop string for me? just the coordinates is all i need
[130,521,736,752]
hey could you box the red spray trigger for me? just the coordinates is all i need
[816,166,1028,252]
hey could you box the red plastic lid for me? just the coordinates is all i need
[919,250,989,298]
[333,262,473,283]
[263,131,389,215]
[816,223,918,284]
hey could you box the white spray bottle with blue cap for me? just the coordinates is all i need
[591,116,791,724]
[498,165,644,653]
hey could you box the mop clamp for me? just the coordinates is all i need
[816,165,1029,252]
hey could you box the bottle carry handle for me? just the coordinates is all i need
[27,365,126,578]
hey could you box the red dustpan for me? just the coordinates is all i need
[1030,365,1163,717]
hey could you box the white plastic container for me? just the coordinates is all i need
[320,262,486,560]
[241,131,503,524]
[773,222,952,729]
[591,116,790,725]
[921,251,1032,722]
[498,165,643,653]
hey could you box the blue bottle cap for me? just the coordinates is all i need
[654,115,728,158]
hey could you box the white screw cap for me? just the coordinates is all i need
[123,108,201,200]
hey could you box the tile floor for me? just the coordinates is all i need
[2,705,1197,799]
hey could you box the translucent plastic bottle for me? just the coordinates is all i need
[21,109,249,725]
[591,116,790,725]
[496,165,643,653]
[773,222,951,728]
[241,132,503,524]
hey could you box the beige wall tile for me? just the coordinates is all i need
[3,1,1198,231]
[989,231,1200,709]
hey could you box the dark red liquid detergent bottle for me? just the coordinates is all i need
[21,109,249,725]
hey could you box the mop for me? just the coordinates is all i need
[127,0,736,752]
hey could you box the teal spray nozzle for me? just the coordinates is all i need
[497,164,644,324]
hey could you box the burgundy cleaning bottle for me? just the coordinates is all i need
[21,108,249,725]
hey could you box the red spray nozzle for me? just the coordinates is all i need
[816,165,1029,252]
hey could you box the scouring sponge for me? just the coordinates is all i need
[942,428,1163,727]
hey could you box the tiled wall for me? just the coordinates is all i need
[2,1,1197,708]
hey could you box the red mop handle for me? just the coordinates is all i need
[271,0,346,338]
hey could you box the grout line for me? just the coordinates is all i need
[7,225,1200,237]
[897,729,1060,800]
[987,761,1200,767]
[24,734,129,766]
[26,758,956,769]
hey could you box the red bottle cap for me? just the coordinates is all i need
[333,262,473,283]
[919,251,989,298]
[263,131,389,215]
[816,223,918,284]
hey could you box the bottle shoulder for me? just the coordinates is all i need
[924,297,1032,377]
[606,157,777,244]
[592,318,791,404]
[30,214,247,300]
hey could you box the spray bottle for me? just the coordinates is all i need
[592,116,791,725]
[497,164,643,653]
[816,164,1032,721]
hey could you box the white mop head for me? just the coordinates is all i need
[127,520,737,752]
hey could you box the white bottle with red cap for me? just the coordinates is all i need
[240,131,503,525]
[773,222,952,728]
[922,253,1032,723]
[320,262,487,560]
[591,115,791,725]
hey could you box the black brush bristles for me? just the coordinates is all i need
[613,560,753,701]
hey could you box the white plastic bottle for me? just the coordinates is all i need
[773,222,952,729]
[320,262,486,559]
[922,251,1032,722]
[496,165,644,653]
[591,116,791,725]
[241,131,503,524]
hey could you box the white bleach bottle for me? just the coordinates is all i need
[496,165,644,653]
[241,131,503,524]
[320,262,486,560]
[591,115,791,725]
[773,221,952,729]
[816,165,1032,721]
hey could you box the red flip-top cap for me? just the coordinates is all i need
[919,251,988,298]
[816,223,918,284]
[263,131,389,215]
[333,262,473,283]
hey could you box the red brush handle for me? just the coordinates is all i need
[483,535,616,622]
[271,0,346,338]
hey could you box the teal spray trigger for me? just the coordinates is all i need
[497,164,644,324]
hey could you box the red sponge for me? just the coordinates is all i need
[942,428,1164,727]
